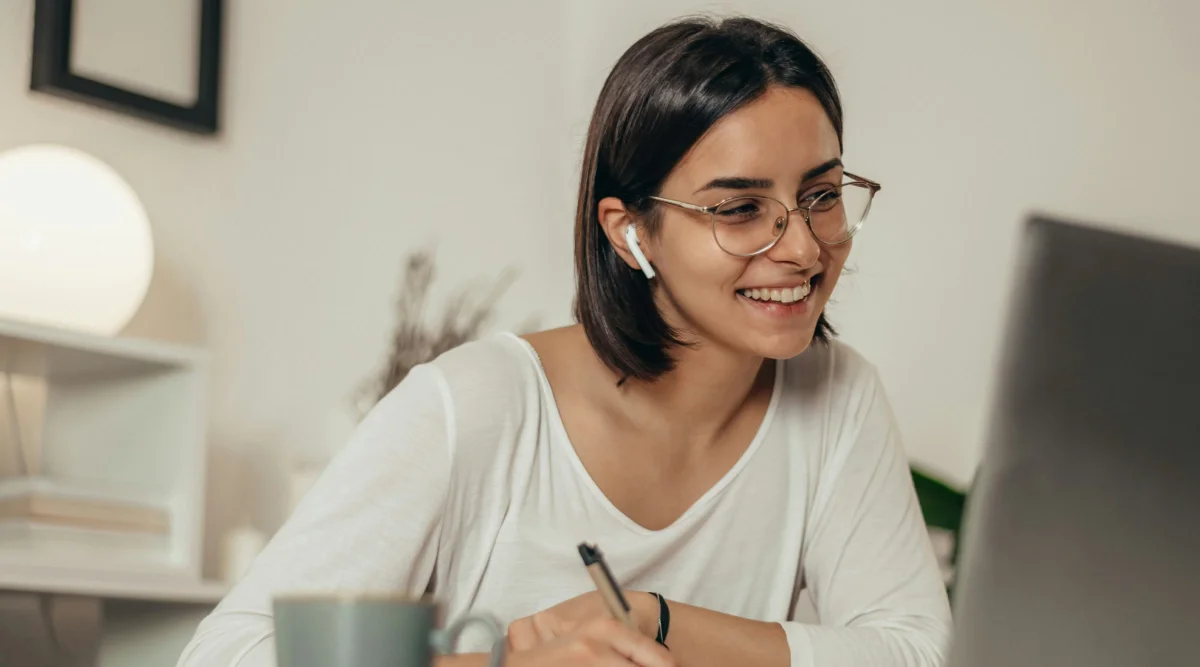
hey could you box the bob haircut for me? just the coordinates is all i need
[573,16,844,382]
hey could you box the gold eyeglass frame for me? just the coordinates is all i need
[645,171,882,257]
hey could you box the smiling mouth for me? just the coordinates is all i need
[737,277,819,305]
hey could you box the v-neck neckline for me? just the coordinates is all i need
[504,332,784,536]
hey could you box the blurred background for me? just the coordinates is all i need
[0,0,1197,665]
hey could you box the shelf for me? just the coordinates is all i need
[0,316,207,380]
[0,474,170,512]
[0,562,228,603]
[0,316,210,582]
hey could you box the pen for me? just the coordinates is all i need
[577,542,638,631]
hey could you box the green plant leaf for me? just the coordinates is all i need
[910,467,966,533]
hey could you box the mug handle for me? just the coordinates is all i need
[431,612,506,667]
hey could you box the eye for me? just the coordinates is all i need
[714,197,771,224]
[723,202,760,216]
[800,185,840,210]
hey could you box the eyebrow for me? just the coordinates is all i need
[693,158,844,194]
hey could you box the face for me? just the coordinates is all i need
[605,85,852,361]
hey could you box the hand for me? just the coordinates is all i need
[508,617,675,667]
[507,591,657,651]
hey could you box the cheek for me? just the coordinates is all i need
[819,244,852,288]
[653,226,745,297]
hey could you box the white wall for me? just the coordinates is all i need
[2,0,1197,579]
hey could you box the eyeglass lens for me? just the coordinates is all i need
[711,182,874,255]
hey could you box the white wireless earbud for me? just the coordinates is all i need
[625,224,656,279]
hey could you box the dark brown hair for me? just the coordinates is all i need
[573,16,843,382]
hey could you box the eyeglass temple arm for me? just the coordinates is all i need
[844,171,881,191]
[644,196,716,214]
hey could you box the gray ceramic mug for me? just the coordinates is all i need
[274,593,505,667]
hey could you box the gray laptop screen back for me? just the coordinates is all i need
[948,217,1200,667]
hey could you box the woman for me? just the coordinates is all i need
[180,15,950,667]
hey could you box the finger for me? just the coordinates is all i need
[507,617,540,652]
[581,618,676,667]
[530,612,561,643]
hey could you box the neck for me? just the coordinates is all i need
[616,339,773,450]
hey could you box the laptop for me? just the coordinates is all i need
[946,215,1200,666]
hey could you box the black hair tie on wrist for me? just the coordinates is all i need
[649,592,670,647]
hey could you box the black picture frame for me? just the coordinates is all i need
[30,0,223,135]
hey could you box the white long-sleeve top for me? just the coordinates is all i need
[178,333,951,667]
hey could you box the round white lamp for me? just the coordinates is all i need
[0,144,154,335]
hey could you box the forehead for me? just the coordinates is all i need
[671,86,840,190]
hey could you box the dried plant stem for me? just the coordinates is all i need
[355,250,527,416]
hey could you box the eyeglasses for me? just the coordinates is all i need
[645,172,881,257]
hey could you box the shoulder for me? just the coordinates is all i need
[426,331,542,397]
[422,332,547,461]
[352,333,539,456]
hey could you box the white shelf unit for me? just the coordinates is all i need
[0,317,217,597]
[0,562,227,603]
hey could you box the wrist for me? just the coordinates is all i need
[631,591,659,638]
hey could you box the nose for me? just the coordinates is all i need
[765,209,821,268]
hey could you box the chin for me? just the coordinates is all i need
[736,314,823,360]
[751,332,817,360]
[733,300,828,361]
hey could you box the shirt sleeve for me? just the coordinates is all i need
[175,364,454,667]
[782,364,952,667]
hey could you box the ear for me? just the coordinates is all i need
[598,196,654,277]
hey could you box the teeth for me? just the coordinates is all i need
[739,282,813,303]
